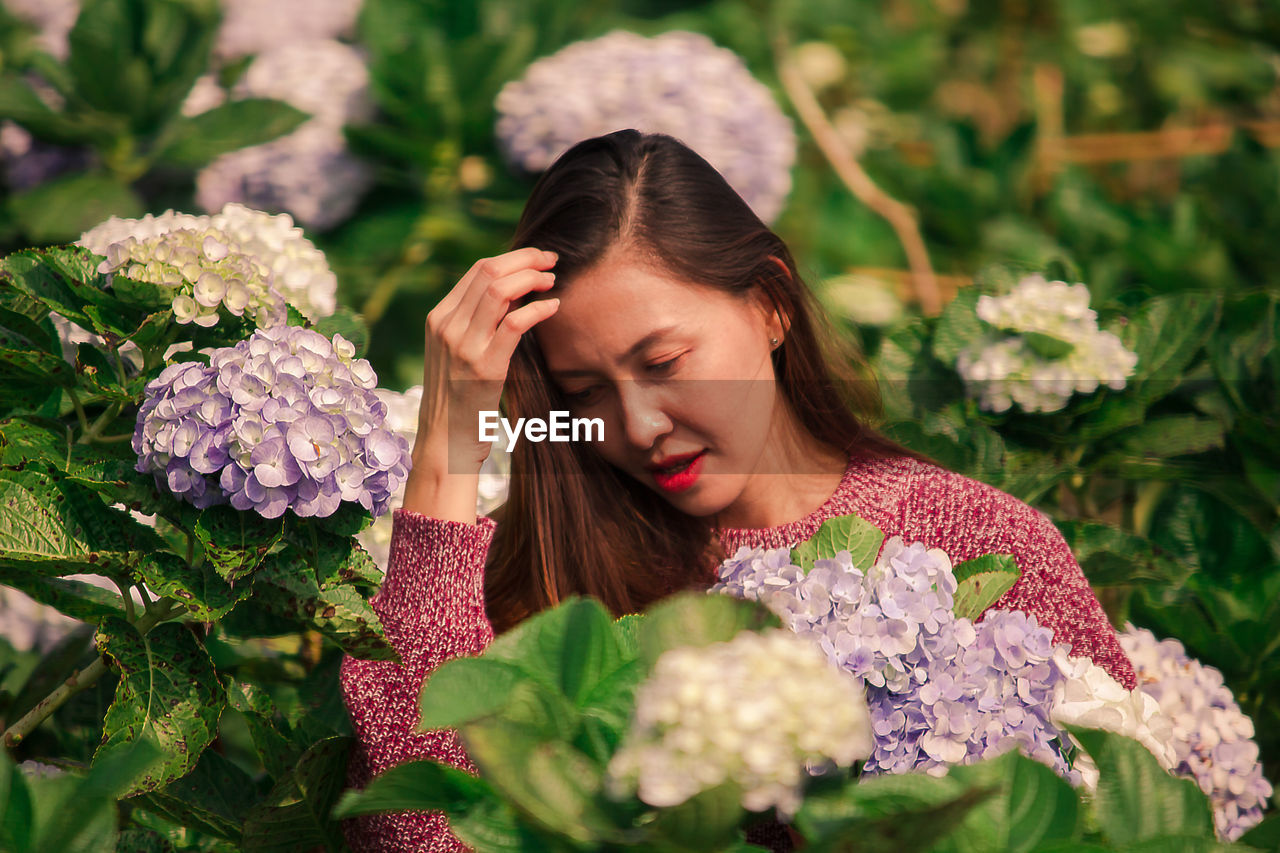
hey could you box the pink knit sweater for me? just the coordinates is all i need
[339,451,1137,852]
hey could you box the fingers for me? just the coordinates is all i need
[435,247,556,322]
[456,267,556,357]
[489,298,560,365]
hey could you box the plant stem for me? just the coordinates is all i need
[771,31,942,316]
[68,388,91,437]
[113,577,136,622]
[2,657,109,748]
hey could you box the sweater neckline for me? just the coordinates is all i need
[713,451,863,545]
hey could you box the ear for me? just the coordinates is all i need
[751,256,793,340]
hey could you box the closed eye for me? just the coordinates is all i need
[646,354,684,375]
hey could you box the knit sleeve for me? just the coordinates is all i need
[901,463,1138,690]
[339,508,497,852]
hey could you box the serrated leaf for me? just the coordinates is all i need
[944,749,1079,853]
[241,736,353,853]
[646,781,744,852]
[136,551,252,621]
[792,513,885,572]
[1056,520,1189,588]
[1113,416,1225,459]
[135,747,259,842]
[1123,293,1220,404]
[158,98,309,169]
[253,549,394,661]
[1068,727,1214,845]
[952,554,1020,621]
[94,617,225,794]
[194,505,284,585]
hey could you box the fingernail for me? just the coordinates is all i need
[544,250,558,260]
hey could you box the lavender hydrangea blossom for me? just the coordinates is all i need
[711,537,1072,780]
[1120,625,1273,840]
[495,30,796,224]
[133,326,410,519]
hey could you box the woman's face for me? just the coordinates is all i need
[532,247,794,524]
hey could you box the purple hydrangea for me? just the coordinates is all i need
[1120,626,1273,840]
[133,325,410,519]
[711,537,1072,780]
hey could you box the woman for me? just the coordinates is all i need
[340,130,1136,852]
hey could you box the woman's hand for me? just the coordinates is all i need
[402,247,560,521]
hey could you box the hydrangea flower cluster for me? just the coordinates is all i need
[356,384,511,573]
[495,30,796,224]
[711,538,1073,779]
[606,628,873,818]
[1120,625,1273,840]
[79,204,337,323]
[213,0,362,59]
[133,325,410,519]
[98,226,286,328]
[1049,647,1177,791]
[194,40,374,231]
[955,274,1139,413]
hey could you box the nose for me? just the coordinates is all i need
[615,381,672,450]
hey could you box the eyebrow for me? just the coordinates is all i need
[548,325,680,378]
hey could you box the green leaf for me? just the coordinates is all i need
[8,173,145,244]
[253,549,395,661]
[0,571,127,621]
[636,591,782,671]
[952,554,1020,621]
[1240,813,1280,850]
[943,749,1079,853]
[460,714,624,845]
[791,513,885,572]
[158,98,309,168]
[241,736,354,853]
[135,747,259,842]
[308,306,370,356]
[418,657,526,730]
[645,781,745,852]
[1122,293,1220,404]
[1056,521,1189,588]
[1111,416,1226,459]
[135,552,252,621]
[792,769,997,852]
[29,736,163,853]
[226,678,299,781]
[1068,727,1215,845]
[332,759,494,818]
[94,617,225,794]
[613,613,642,659]
[194,505,285,585]
[1019,331,1075,360]
[933,287,985,366]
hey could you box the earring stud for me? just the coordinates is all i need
[770,337,780,349]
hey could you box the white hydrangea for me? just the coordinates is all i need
[208,204,336,320]
[79,204,336,321]
[356,385,511,572]
[495,30,796,224]
[606,628,873,819]
[194,41,374,231]
[97,227,286,329]
[955,274,1139,413]
[1049,648,1177,792]
[213,0,362,59]
[1120,625,1273,840]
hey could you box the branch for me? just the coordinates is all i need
[772,33,943,316]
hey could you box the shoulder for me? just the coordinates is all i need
[895,458,1065,564]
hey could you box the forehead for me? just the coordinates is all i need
[533,255,736,368]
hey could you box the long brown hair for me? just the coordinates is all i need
[484,130,912,635]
